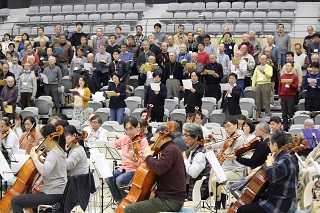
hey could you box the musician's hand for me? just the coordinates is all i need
[204,143,212,150]
[266,152,275,167]
[245,166,260,181]
[182,151,187,160]
[3,101,7,107]
[142,146,154,158]
[30,147,39,160]
[224,154,236,160]
[90,132,98,139]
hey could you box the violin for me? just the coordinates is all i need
[2,130,10,139]
[67,130,88,149]
[129,134,144,162]
[218,132,239,165]
[234,136,261,156]
[19,123,36,148]
[185,134,214,156]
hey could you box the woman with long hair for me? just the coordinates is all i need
[71,75,90,124]
[18,33,29,52]
[64,125,89,177]
[19,116,40,154]
[11,124,67,213]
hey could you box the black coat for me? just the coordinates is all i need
[221,85,242,115]
[184,81,204,108]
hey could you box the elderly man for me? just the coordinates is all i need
[49,25,62,47]
[9,57,23,83]
[95,43,111,86]
[280,51,303,91]
[238,34,254,56]
[310,33,320,57]
[53,35,73,77]
[18,62,37,109]
[176,44,191,63]
[223,32,237,60]
[264,47,279,105]
[294,43,309,74]
[37,38,48,62]
[249,30,262,64]
[164,52,183,99]
[202,54,223,101]
[0,63,15,94]
[229,50,247,97]
[240,45,256,88]
[167,36,180,55]
[137,41,155,71]
[81,53,101,94]
[217,43,231,83]
[140,55,162,86]
[19,40,31,62]
[218,26,236,44]
[92,27,108,54]
[185,32,198,53]
[303,26,315,57]
[148,35,161,56]
[22,45,40,66]
[252,55,273,120]
[43,56,62,113]
[173,24,188,46]
[77,36,93,57]
[183,52,203,78]
[262,35,281,71]
[274,23,291,67]
[156,42,170,71]
[196,27,205,43]
[1,76,18,120]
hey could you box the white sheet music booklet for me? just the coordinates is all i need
[0,151,14,181]
[90,147,113,179]
[205,151,227,184]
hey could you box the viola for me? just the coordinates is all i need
[116,122,175,213]
[218,132,239,165]
[228,136,307,213]
[0,125,64,213]
[67,130,88,149]
[234,136,261,156]
[129,134,143,162]
[1,130,10,139]
[185,134,214,156]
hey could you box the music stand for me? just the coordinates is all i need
[0,151,14,199]
[205,151,227,213]
[302,129,320,149]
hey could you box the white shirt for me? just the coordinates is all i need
[230,59,248,80]
[74,88,84,107]
[294,53,307,68]
[168,44,180,55]
[85,126,108,147]
[184,149,206,178]
[2,129,19,159]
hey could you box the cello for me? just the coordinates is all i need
[115,122,175,213]
[0,125,64,213]
[227,137,307,213]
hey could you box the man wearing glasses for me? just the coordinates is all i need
[85,114,108,147]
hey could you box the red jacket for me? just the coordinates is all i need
[197,51,210,69]
[278,73,298,98]
[22,53,40,65]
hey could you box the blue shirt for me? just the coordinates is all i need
[176,52,191,63]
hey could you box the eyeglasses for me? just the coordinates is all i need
[183,134,191,138]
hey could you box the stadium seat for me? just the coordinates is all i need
[92,25,104,32]
[298,99,305,111]
[50,6,61,15]
[267,11,281,22]
[160,12,174,24]
[165,24,175,34]
[281,11,294,21]
[270,1,283,11]
[119,24,130,34]
[113,13,126,21]
[52,15,64,23]
[125,99,140,113]
[257,2,270,11]
[19,27,31,35]
[89,14,100,22]
[219,2,231,11]
[38,6,51,15]
[73,5,85,14]
[26,6,39,16]
[41,16,53,23]
[226,11,240,21]
[170,109,186,124]
[165,99,178,114]
[205,2,218,11]
[187,12,199,21]
[249,23,263,33]
[235,23,249,34]
[30,16,41,23]
[126,13,138,21]
[283,1,297,11]
[183,24,194,32]
[133,3,146,13]
[264,23,277,34]
[253,11,267,21]
[121,3,133,12]
[209,110,225,126]
[207,23,221,35]
[202,97,217,114]
[65,15,77,23]
[85,4,96,13]
[69,120,81,131]
[244,2,257,11]
[174,12,187,20]
[200,12,213,20]
[232,2,244,10]
[77,14,89,22]
[61,5,73,15]
[180,2,193,12]
[240,98,256,118]
[109,3,121,13]
[222,23,234,32]
[293,115,310,125]
[315,115,320,125]
[213,12,226,22]
[94,111,110,123]
[240,12,253,22]
[167,3,180,12]
[97,4,109,13]
[193,2,205,12]
[131,108,145,120]
[101,14,113,22]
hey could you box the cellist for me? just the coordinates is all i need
[237,130,298,213]
[11,124,67,213]
[206,117,245,210]
[125,124,186,213]
[105,117,148,204]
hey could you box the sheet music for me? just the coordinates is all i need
[310,158,320,175]
[0,151,14,181]
[205,151,227,183]
[90,148,113,178]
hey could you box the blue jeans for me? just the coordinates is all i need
[105,169,135,202]
[281,54,286,67]
[110,108,125,124]
[230,177,247,200]
[236,79,245,98]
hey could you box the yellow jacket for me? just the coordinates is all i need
[71,87,91,108]
[252,64,273,86]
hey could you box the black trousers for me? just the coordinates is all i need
[150,106,164,122]
[20,92,33,110]
[205,83,221,102]
[305,97,320,111]
[281,97,295,131]
[44,84,60,113]
[237,202,267,213]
